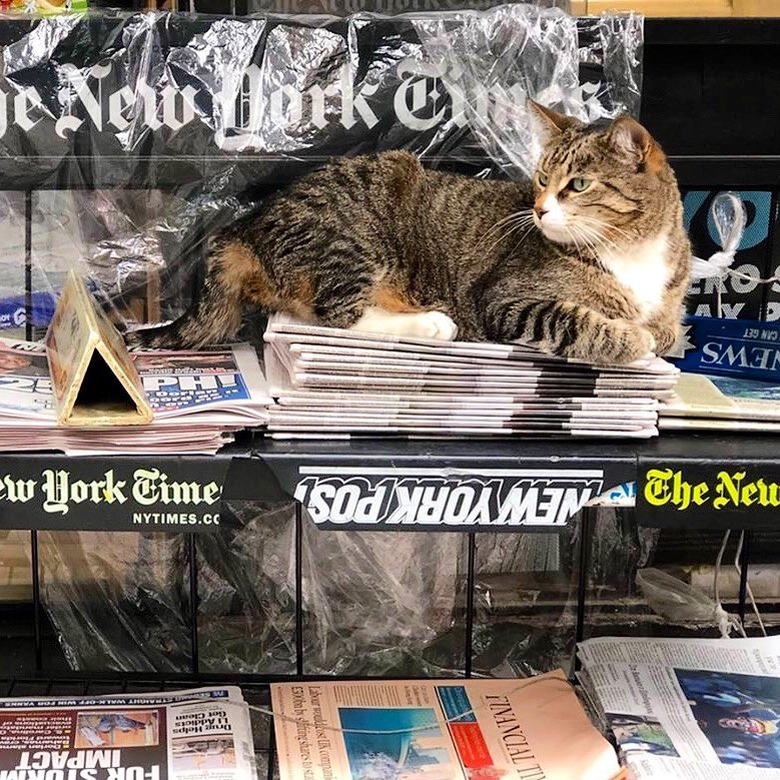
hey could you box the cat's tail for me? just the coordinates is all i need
[126,238,256,351]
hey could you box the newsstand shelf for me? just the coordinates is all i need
[0,432,775,533]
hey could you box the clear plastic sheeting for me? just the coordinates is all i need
[31,507,772,676]
[40,513,760,676]
[39,502,467,675]
[39,505,583,677]
[246,0,572,17]
[0,7,643,333]
[416,6,642,178]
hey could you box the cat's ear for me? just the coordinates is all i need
[607,116,665,170]
[527,100,580,145]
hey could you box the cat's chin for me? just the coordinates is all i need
[538,225,575,245]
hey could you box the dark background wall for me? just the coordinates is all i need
[642,18,780,322]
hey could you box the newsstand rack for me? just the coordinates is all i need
[1,13,780,778]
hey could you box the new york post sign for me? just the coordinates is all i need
[290,463,618,531]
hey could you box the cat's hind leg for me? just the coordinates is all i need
[309,255,458,341]
[126,239,257,349]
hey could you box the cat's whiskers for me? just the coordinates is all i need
[480,210,534,245]
[569,218,624,257]
[481,211,528,238]
[484,223,530,257]
[576,226,612,257]
[507,222,539,257]
[483,214,536,256]
[481,215,531,246]
[568,224,603,260]
[566,225,590,256]
[576,215,634,246]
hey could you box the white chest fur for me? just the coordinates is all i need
[598,235,672,322]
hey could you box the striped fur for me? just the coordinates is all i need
[130,109,690,365]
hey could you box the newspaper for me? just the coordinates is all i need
[264,314,678,440]
[661,373,780,432]
[271,672,623,780]
[0,337,270,454]
[578,636,780,778]
[0,686,256,780]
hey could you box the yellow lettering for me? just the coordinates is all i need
[693,482,709,505]
[714,470,745,510]
[644,468,708,511]
[756,479,780,507]
[644,468,672,506]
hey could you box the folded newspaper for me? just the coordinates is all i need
[0,337,270,454]
[661,373,780,433]
[578,635,780,778]
[264,314,679,440]
[271,672,625,779]
[0,686,256,780]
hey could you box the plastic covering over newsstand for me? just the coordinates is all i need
[0,4,649,674]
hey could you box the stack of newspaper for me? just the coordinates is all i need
[0,337,270,454]
[578,634,780,778]
[264,315,680,439]
[0,685,257,780]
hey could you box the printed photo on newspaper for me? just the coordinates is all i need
[0,686,256,780]
[578,635,780,779]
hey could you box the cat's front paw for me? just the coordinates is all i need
[649,324,679,356]
[413,311,459,341]
[595,321,655,365]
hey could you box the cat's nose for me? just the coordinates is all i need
[534,205,548,219]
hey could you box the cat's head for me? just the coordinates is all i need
[528,101,677,250]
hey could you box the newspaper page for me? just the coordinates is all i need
[0,336,53,418]
[135,345,271,420]
[0,686,256,780]
[578,637,780,778]
[578,635,780,672]
[271,672,622,780]
[0,338,269,425]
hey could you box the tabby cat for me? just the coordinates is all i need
[130,102,690,365]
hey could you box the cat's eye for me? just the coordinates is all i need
[570,177,591,192]
[537,171,549,187]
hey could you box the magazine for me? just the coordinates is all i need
[578,636,780,778]
[271,672,624,780]
[0,686,256,780]
[0,337,270,454]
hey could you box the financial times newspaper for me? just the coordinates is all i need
[271,673,622,780]
[0,337,270,453]
[0,687,256,780]
[578,636,780,778]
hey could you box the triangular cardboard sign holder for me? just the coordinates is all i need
[46,270,154,427]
